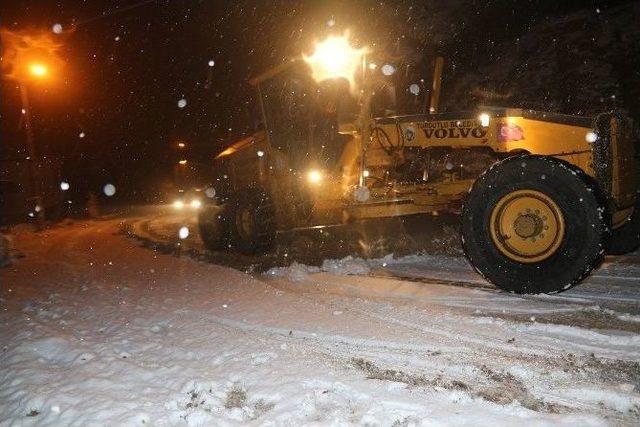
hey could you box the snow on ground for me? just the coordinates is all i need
[1,215,640,426]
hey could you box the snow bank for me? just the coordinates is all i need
[266,256,372,281]
[321,256,371,276]
[265,262,320,281]
[265,253,471,282]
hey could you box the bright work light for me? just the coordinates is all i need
[307,169,323,184]
[303,32,366,87]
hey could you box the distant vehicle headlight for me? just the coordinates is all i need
[190,199,202,209]
[173,200,185,210]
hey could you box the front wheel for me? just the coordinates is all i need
[198,205,231,251]
[462,155,608,294]
[228,190,276,254]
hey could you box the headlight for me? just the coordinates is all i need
[173,200,184,210]
[479,113,490,127]
[190,199,202,209]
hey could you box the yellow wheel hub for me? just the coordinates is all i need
[490,189,565,263]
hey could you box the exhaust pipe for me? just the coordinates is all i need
[429,56,444,114]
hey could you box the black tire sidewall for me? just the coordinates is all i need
[229,189,276,254]
[462,155,606,293]
[198,205,230,250]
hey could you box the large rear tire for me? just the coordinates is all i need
[461,155,608,294]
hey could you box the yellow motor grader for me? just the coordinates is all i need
[199,35,638,294]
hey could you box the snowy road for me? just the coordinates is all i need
[1,211,639,425]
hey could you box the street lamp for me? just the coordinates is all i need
[19,61,52,228]
[29,63,48,78]
[1,29,64,229]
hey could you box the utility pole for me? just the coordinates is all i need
[19,82,45,229]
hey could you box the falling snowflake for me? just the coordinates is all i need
[178,226,189,239]
[103,184,116,197]
[60,181,70,191]
[327,18,336,27]
[79,132,86,138]
[205,187,216,198]
[409,83,420,95]
[208,60,215,67]
[177,98,187,108]
[585,132,598,143]
[115,36,121,41]
[52,24,63,34]
[381,64,396,76]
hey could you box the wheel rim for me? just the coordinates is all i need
[489,189,565,263]
[236,208,255,240]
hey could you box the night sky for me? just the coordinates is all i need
[1,0,635,202]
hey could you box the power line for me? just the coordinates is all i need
[74,0,159,27]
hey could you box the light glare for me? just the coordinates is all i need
[303,32,367,88]
[29,63,48,77]
[307,169,322,184]
[479,113,490,127]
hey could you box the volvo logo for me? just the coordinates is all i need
[404,127,415,141]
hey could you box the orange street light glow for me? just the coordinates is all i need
[1,29,64,82]
[303,31,367,88]
[29,63,48,78]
